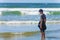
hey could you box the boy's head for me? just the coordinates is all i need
[39,9,43,14]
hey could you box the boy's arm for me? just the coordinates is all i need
[40,18,42,29]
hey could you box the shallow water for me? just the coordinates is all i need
[0,23,60,40]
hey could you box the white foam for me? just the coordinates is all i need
[0,8,60,15]
[0,21,60,25]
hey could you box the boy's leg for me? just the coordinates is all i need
[41,31,45,40]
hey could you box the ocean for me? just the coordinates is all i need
[0,3,60,8]
[0,4,60,40]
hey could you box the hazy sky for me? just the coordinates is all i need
[0,0,60,3]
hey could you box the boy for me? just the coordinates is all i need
[38,9,46,40]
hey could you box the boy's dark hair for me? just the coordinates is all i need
[39,9,43,12]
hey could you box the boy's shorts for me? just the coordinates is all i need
[38,26,46,32]
[38,23,46,32]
